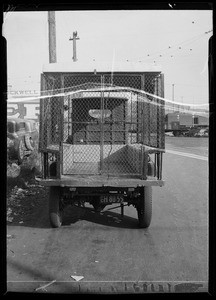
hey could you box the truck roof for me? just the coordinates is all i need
[42,61,162,73]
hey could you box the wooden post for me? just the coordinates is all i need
[69,31,80,61]
[48,11,57,63]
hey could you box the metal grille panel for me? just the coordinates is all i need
[104,74,142,89]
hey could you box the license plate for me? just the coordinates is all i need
[100,195,124,204]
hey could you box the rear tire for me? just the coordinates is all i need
[24,135,34,151]
[137,186,152,228]
[49,186,63,228]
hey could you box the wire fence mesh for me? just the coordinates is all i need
[39,73,165,177]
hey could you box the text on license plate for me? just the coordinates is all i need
[100,195,124,204]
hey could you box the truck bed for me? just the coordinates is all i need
[62,143,143,175]
[40,143,164,187]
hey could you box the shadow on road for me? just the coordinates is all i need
[62,205,139,229]
[7,199,139,230]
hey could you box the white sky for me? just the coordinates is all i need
[3,9,212,105]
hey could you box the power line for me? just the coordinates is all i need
[137,30,211,64]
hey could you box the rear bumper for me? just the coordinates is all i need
[35,175,164,188]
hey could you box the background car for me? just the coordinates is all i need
[194,128,209,137]
[7,118,39,164]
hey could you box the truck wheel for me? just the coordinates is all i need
[24,135,34,151]
[136,186,152,228]
[49,186,63,228]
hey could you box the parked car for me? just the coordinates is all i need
[183,127,201,137]
[7,117,39,164]
[165,131,174,137]
[194,128,209,137]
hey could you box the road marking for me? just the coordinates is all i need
[166,149,208,161]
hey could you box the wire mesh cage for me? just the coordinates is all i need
[39,73,165,179]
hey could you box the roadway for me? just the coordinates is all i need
[6,136,208,294]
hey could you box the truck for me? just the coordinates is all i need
[165,112,209,136]
[36,61,165,228]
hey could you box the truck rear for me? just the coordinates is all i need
[36,64,165,228]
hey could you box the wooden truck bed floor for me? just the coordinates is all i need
[36,175,164,188]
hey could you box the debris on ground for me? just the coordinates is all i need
[7,163,21,178]
[35,280,57,292]
[7,156,48,225]
[7,183,48,225]
[70,275,84,282]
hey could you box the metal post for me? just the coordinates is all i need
[100,75,105,173]
[172,83,175,112]
[160,74,165,98]
[192,113,194,127]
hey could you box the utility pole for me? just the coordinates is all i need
[181,96,183,113]
[172,83,175,112]
[69,31,80,61]
[48,11,57,63]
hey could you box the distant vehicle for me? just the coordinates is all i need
[7,117,39,164]
[194,128,209,137]
[165,112,209,136]
[183,127,199,137]
[182,126,209,137]
[165,131,174,137]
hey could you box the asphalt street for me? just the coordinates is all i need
[6,136,208,294]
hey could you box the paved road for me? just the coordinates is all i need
[6,137,208,294]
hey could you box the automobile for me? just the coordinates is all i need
[183,127,200,137]
[165,131,174,137]
[204,128,209,136]
[194,128,209,137]
[7,117,39,164]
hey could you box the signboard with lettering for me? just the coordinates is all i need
[7,90,40,121]
[7,101,40,121]
[8,90,39,97]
